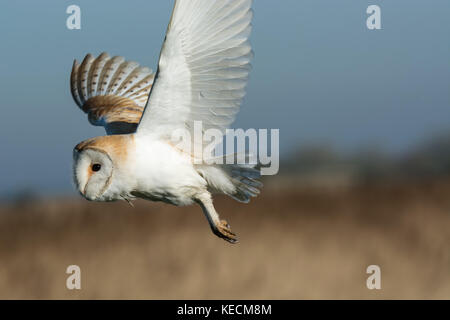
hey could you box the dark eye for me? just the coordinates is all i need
[92,163,102,172]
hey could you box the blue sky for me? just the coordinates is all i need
[0,0,449,195]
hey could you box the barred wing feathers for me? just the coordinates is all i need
[70,52,155,134]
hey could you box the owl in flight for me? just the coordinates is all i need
[71,0,261,243]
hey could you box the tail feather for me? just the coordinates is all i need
[196,155,262,203]
[228,163,262,203]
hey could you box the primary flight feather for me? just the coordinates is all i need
[70,0,259,243]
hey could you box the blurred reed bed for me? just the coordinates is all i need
[0,176,449,299]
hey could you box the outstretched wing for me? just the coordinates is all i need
[71,52,155,135]
[137,0,253,142]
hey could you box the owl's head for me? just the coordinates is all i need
[73,147,114,201]
[72,135,132,201]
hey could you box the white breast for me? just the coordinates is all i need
[132,135,207,206]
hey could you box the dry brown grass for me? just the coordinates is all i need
[0,179,449,299]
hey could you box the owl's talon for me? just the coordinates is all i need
[213,220,238,244]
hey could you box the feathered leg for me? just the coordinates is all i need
[195,192,238,244]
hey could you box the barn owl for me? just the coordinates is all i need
[71,0,261,243]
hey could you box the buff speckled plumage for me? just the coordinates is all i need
[71,53,155,134]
